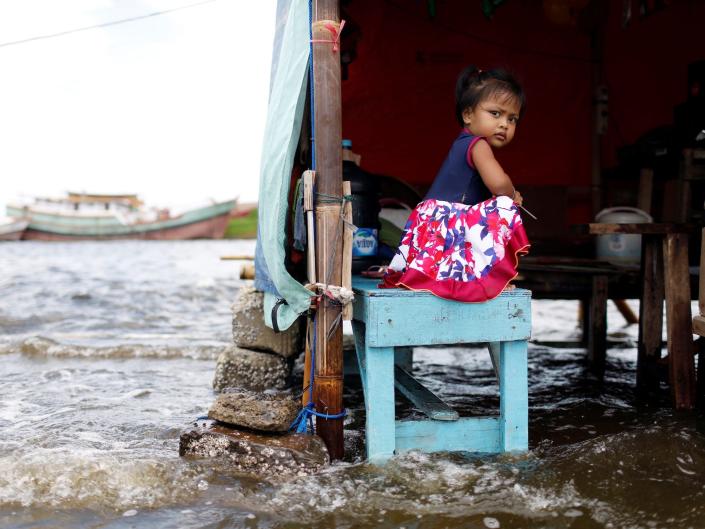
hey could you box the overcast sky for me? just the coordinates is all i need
[0,0,275,213]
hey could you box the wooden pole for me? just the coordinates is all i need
[311,0,344,460]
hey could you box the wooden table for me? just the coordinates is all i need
[351,277,531,461]
[584,223,697,409]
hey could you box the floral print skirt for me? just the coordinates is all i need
[379,195,530,302]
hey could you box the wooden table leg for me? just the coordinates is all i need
[352,321,396,461]
[663,233,696,410]
[587,275,608,378]
[499,340,528,451]
[637,235,664,396]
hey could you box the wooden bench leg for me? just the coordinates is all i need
[499,340,528,451]
[352,321,396,461]
[587,275,608,378]
[663,233,696,410]
[637,234,664,397]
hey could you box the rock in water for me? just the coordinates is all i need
[179,425,329,477]
[209,390,299,432]
[231,285,303,358]
[212,346,289,392]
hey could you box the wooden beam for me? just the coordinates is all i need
[583,223,698,236]
[587,275,608,378]
[637,235,664,396]
[663,233,696,409]
[311,0,344,460]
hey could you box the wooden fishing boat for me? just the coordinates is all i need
[0,218,28,241]
[6,193,237,241]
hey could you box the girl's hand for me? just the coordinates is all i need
[512,190,523,206]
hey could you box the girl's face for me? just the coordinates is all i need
[462,92,521,148]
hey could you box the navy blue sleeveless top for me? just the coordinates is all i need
[424,131,491,206]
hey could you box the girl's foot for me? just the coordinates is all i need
[361,265,388,279]
[503,283,516,292]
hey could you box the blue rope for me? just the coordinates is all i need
[290,313,347,433]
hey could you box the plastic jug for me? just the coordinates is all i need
[595,207,653,265]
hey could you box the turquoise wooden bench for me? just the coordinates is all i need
[351,277,531,462]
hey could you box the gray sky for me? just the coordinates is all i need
[0,0,275,213]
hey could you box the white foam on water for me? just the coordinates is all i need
[0,449,206,509]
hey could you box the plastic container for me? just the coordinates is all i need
[595,207,653,265]
[342,140,381,273]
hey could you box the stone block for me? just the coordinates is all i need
[231,285,303,358]
[213,346,289,392]
[179,425,329,477]
[209,389,299,432]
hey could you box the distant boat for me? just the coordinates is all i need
[6,192,237,241]
[0,217,28,241]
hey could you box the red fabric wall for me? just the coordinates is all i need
[602,1,705,167]
[340,0,703,226]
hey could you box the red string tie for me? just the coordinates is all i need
[311,19,345,52]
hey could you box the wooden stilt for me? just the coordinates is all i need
[663,233,696,409]
[587,275,608,378]
[637,235,665,397]
[613,299,638,325]
[311,0,344,460]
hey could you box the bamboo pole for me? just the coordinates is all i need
[311,0,344,460]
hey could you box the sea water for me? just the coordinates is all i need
[1,240,704,529]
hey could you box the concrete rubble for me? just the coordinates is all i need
[231,285,304,359]
[212,345,290,392]
[209,389,300,432]
[179,425,329,477]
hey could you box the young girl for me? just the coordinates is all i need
[380,66,530,302]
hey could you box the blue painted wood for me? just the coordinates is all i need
[394,365,459,421]
[352,277,531,347]
[499,340,529,451]
[395,417,501,453]
[351,276,531,460]
[353,320,396,462]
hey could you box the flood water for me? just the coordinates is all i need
[1,240,704,529]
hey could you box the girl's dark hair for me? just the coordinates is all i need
[455,65,526,126]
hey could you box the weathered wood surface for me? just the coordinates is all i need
[394,365,459,421]
[587,275,608,377]
[352,277,531,347]
[351,277,530,460]
[637,235,665,395]
[579,223,698,235]
[311,0,344,459]
[663,233,696,409]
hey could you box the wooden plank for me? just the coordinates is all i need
[637,235,665,395]
[663,233,696,410]
[583,223,697,235]
[341,181,353,321]
[352,278,531,346]
[395,417,501,454]
[587,275,608,378]
[394,365,459,421]
[370,294,531,346]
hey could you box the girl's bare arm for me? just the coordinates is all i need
[471,140,521,204]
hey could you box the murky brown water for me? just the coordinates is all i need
[1,241,704,528]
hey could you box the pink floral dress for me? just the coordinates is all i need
[380,195,529,302]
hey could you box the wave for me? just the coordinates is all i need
[0,336,225,360]
[0,450,206,509]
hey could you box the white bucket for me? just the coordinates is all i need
[595,207,653,265]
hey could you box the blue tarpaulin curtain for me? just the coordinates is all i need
[254,0,311,331]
